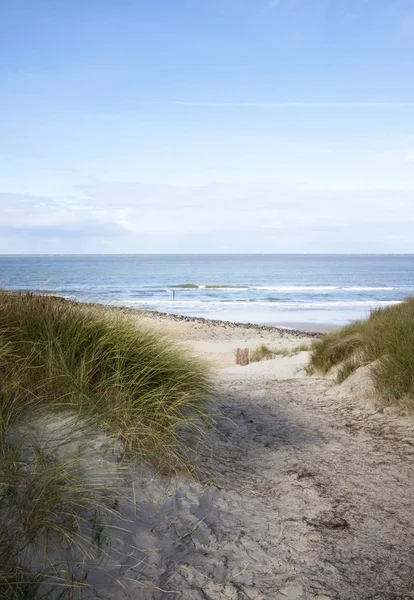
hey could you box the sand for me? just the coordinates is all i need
[34,308,414,599]
[116,307,321,368]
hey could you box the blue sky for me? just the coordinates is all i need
[1,0,413,253]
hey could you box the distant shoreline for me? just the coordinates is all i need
[2,254,410,329]
[70,299,329,338]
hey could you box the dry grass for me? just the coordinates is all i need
[235,343,311,365]
[309,297,414,408]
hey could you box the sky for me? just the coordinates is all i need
[0,0,413,254]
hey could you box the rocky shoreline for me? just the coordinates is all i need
[72,299,326,339]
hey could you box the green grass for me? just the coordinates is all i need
[309,297,414,408]
[0,291,214,597]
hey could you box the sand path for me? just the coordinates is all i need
[68,311,413,599]
[94,357,413,600]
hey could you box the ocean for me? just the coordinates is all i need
[0,254,413,328]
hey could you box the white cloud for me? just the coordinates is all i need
[406,151,414,164]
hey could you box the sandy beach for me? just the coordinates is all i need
[89,304,326,367]
[65,305,413,600]
[3,0,414,593]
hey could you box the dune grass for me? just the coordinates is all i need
[249,344,289,362]
[235,343,311,365]
[1,420,121,598]
[0,291,214,597]
[0,291,213,463]
[309,297,414,409]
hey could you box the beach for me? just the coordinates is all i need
[1,294,413,599]
[3,0,414,595]
[90,304,325,367]
[69,304,414,600]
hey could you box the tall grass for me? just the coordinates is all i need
[0,291,213,597]
[0,291,213,464]
[309,297,414,408]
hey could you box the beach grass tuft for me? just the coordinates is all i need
[238,343,311,365]
[309,297,414,408]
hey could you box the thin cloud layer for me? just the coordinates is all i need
[1,183,413,253]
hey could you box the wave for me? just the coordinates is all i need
[175,284,399,292]
[253,286,397,292]
[176,284,248,290]
[344,286,397,292]
[114,299,402,309]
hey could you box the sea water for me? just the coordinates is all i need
[0,254,413,327]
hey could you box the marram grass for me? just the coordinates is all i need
[0,291,213,464]
[235,343,311,365]
[0,419,123,599]
[0,291,214,597]
[309,297,414,409]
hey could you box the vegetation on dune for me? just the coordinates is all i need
[309,297,414,409]
[1,421,121,599]
[250,344,289,362]
[0,291,213,597]
[0,291,213,463]
[235,343,311,365]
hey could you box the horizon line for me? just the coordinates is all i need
[1,253,413,257]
